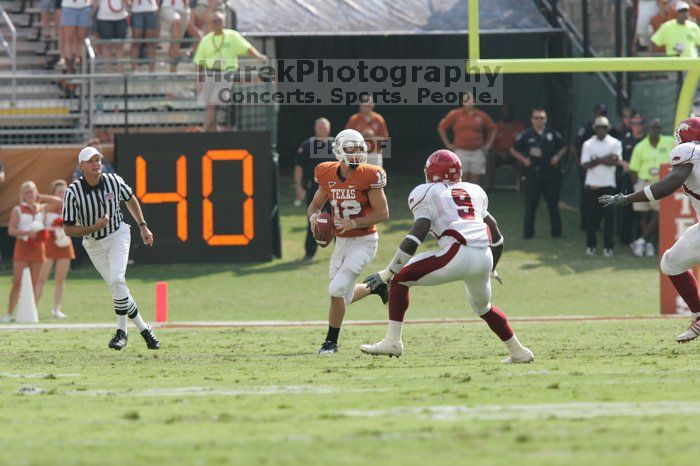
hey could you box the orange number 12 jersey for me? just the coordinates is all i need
[314,161,387,238]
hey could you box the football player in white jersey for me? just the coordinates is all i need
[361,150,534,363]
[600,117,700,342]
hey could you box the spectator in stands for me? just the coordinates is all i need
[161,0,191,72]
[1,182,51,323]
[669,0,700,22]
[580,116,622,257]
[627,118,675,257]
[345,95,390,167]
[651,1,700,57]
[192,0,223,36]
[438,92,496,184]
[194,11,267,131]
[649,0,674,53]
[485,104,526,192]
[130,0,159,72]
[34,180,75,319]
[510,108,566,240]
[95,0,128,73]
[41,0,62,42]
[294,118,333,261]
[617,111,644,245]
[60,0,92,73]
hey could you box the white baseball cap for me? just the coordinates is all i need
[594,116,611,128]
[78,146,102,163]
[676,1,690,11]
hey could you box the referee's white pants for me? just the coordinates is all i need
[83,224,136,313]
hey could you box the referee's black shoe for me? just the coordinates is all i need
[108,329,128,351]
[140,326,160,350]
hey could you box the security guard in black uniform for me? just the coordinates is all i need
[511,108,567,239]
[293,117,334,260]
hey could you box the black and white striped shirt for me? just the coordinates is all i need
[62,173,134,240]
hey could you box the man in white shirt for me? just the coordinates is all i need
[95,0,128,73]
[580,116,623,257]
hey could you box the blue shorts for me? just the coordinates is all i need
[61,6,91,28]
[131,11,158,31]
[40,0,56,12]
[96,19,128,39]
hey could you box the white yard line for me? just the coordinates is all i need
[344,401,700,421]
[62,385,385,397]
[0,373,80,378]
[0,314,685,332]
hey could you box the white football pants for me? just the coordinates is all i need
[661,223,700,276]
[328,233,379,305]
[83,223,138,316]
[394,242,494,315]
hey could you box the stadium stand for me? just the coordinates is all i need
[0,0,275,146]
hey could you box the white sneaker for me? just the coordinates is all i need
[51,309,67,319]
[586,247,596,256]
[603,248,614,258]
[630,238,645,258]
[501,347,534,364]
[1,314,14,323]
[676,316,700,343]
[360,338,403,357]
[645,242,656,258]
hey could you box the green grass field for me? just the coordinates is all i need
[0,175,689,465]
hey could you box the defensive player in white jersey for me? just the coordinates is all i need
[361,150,534,362]
[600,117,700,342]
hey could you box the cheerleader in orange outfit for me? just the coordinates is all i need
[2,181,48,323]
[35,180,75,319]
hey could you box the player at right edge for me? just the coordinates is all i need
[600,117,700,342]
[361,150,534,363]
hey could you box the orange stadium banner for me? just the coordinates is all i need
[658,163,696,315]
[0,145,115,226]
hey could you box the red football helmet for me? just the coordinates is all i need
[424,150,462,183]
[675,117,700,145]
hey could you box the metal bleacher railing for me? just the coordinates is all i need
[82,37,278,147]
[0,0,277,146]
[0,5,16,104]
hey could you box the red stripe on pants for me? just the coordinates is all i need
[389,243,461,322]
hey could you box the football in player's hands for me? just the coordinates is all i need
[313,212,335,248]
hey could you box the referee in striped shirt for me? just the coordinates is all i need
[63,147,159,351]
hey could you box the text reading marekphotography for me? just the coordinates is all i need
[196,59,503,106]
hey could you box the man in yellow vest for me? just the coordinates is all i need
[193,11,267,131]
[651,1,700,57]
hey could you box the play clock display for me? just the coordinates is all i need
[116,132,278,263]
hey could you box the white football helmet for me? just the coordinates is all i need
[333,129,368,167]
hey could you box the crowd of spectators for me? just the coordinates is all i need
[637,0,700,56]
[37,0,230,73]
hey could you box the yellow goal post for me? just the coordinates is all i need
[467,0,699,128]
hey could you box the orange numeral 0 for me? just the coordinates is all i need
[136,155,188,241]
[202,150,254,246]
